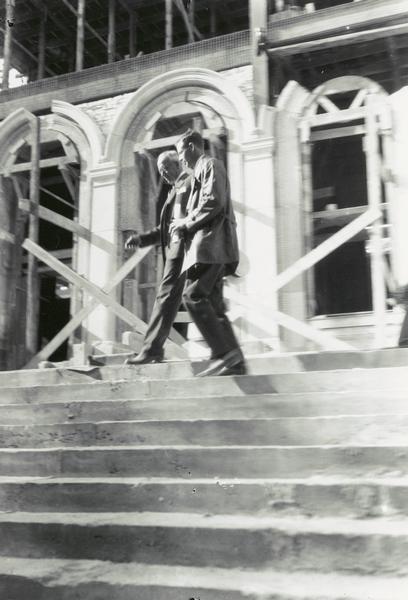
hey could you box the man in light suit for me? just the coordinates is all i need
[125,150,191,365]
[171,129,246,377]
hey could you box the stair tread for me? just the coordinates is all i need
[1,359,408,592]
[1,474,408,485]
[2,390,408,411]
[1,443,408,450]
[3,389,408,399]
[2,413,408,425]
[2,511,408,535]
[0,557,407,598]
[1,365,408,397]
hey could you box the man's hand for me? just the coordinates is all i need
[125,233,141,249]
[169,218,188,237]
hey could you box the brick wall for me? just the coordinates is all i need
[80,93,132,138]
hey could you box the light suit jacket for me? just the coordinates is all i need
[183,155,239,273]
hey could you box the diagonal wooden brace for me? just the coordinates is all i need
[273,208,382,292]
[224,210,385,351]
[23,239,152,330]
[224,285,354,352]
[19,198,114,254]
[23,240,186,368]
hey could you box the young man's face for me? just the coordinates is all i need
[176,140,197,170]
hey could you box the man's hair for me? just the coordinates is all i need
[177,128,204,151]
[157,150,179,167]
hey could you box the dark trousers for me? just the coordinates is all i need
[183,263,241,359]
[142,253,186,357]
[399,308,408,347]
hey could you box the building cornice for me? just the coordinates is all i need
[241,136,275,160]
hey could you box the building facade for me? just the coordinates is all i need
[1,0,408,369]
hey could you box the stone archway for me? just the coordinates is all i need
[0,109,36,368]
[105,66,257,258]
[101,67,264,345]
[274,75,393,349]
[0,104,104,366]
[104,65,257,241]
[105,66,286,352]
[104,67,256,165]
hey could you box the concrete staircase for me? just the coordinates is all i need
[1,349,408,599]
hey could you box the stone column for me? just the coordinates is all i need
[82,162,119,343]
[0,175,18,369]
[274,89,310,350]
[389,87,408,287]
[237,136,280,351]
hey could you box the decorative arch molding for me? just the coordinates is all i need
[0,104,102,174]
[308,75,387,100]
[277,75,388,120]
[42,113,94,171]
[51,100,104,167]
[0,108,36,170]
[104,67,257,163]
[275,80,311,117]
[131,87,230,142]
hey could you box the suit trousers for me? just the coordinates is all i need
[183,263,242,359]
[398,308,408,347]
[141,251,186,357]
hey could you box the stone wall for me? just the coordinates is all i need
[78,65,255,138]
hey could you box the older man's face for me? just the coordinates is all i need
[158,159,179,184]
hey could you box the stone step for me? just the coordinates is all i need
[90,347,408,374]
[2,414,408,448]
[0,445,407,478]
[0,361,193,388]
[1,366,408,405]
[2,558,408,600]
[1,389,407,424]
[3,347,408,389]
[1,512,408,575]
[0,558,407,600]
[1,476,408,518]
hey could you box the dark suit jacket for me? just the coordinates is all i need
[183,155,239,272]
[139,172,191,261]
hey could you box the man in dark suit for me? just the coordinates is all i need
[172,129,247,377]
[393,285,408,347]
[125,150,191,365]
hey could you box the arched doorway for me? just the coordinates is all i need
[0,105,99,368]
[106,68,256,344]
[275,76,395,348]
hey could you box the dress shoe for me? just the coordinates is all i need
[196,348,246,377]
[217,361,247,376]
[125,353,163,365]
